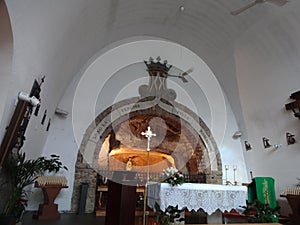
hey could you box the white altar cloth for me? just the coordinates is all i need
[147,182,247,215]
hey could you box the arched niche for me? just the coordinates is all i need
[71,96,222,213]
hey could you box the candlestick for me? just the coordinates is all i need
[225,165,230,185]
[233,165,237,186]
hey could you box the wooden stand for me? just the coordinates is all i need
[96,185,145,217]
[281,194,300,225]
[105,177,137,225]
[33,184,68,220]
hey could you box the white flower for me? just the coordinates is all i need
[160,167,185,186]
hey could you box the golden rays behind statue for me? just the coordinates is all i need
[109,148,175,173]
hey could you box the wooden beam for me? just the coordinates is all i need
[0,100,29,167]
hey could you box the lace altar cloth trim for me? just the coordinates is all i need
[147,182,247,215]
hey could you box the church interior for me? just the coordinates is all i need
[1,0,300,224]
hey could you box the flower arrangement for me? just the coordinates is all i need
[160,167,185,186]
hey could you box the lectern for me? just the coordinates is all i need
[34,184,68,220]
[105,171,137,225]
[248,177,276,208]
[33,176,68,220]
[280,194,300,224]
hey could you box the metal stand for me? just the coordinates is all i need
[141,126,156,225]
[143,183,149,225]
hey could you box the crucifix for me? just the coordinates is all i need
[141,126,156,184]
[141,126,156,225]
[141,126,156,151]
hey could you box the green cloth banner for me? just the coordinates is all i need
[248,177,277,209]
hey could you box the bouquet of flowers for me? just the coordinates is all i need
[160,167,185,186]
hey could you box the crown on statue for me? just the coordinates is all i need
[144,56,172,75]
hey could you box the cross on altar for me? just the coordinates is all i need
[141,126,156,151]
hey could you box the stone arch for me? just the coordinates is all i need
[82,97,221,175]
[71,96,222,212]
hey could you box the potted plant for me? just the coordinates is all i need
[241,199,280,223]
[0,150,67,225]
[154,202,185,225]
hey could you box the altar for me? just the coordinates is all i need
[147,182,248,223]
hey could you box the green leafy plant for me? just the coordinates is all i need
[1,150,68,222]
[154,202,185,225]
[241,200,280,223]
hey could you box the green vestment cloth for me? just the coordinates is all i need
[248,177,276,209]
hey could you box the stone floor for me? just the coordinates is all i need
[21,211,290,225]
[21,211,208,225]
[22,213,105,225]
[21,212,158,225]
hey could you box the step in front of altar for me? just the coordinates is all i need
[186,224,282,225]
[95,208,156,217]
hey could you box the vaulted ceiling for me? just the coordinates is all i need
[4,0,300,134]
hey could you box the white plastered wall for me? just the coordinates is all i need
[234,13,300,216]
